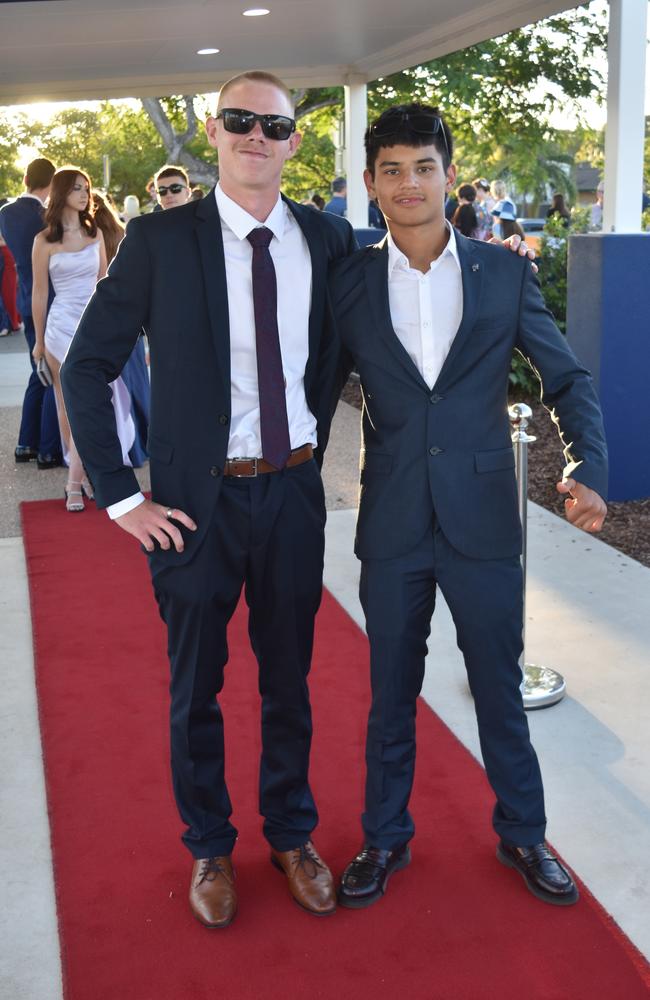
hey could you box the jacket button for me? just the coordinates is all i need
[430,394,444,404]
[210,466,221,477]
[219,414,229,425]
[429,446,443,456]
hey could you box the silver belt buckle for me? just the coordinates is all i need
[230,457,258,477]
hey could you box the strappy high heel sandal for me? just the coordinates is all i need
[64,481,85,512]
[80,476,95,501]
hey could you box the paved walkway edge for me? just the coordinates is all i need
[0,536,63,999]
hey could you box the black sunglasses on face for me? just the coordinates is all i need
[216,108,296,141]
[371,112,450,162]
[157,183,187,196]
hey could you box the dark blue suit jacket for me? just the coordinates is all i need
[62,190,356,564]
[329,234,608,562]
[0,196,45,317]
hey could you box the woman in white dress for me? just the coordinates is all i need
[32,167,135,511]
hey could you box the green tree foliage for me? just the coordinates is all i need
[368,6,606,201]
[509,207,591,395]
[283,106,337,201]
[0,113,24,196]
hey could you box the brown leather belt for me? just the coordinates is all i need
[223,444,313,478]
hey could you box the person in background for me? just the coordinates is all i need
[93,191,150,467]
[491,198,524,240]
[452,183,479,238]
[472,178,493,239]
[324,176,347,217]
[590,181,604,230]
[143,178,162,214]
[31,168,115,511]
[0,156,62,468]
[546,193,571,228]
[122,194,141,224]
[191,186,205,201]
[0,231,22,335]
[154,165,192,210]
[490,178,508,208]
[311,193,325,211]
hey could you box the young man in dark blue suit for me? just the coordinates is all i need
[0,157,62,468]
[63,72,356,929]
[329,105,608,909]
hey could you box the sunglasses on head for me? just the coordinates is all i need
[216,107,296,141]
[371,111,450,161]
[157,183,187,196]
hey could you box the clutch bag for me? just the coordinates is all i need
[36,356,53,387]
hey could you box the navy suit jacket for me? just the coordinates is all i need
[329,234,608,562]
[0,196,45,317]
[62,190,356,564]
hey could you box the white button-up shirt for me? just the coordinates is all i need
[215,184,316,458]
[387,221,463,390]
[108,184,316,519]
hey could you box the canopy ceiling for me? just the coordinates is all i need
[0,0,574,105]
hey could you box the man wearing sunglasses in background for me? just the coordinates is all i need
[154,164,192,210]
[328,104,608,912]
[62,70,357,929]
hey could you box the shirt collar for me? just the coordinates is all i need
[20,192,45,204]
[215,183,285,242]
[387,220,460,277]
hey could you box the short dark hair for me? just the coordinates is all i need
[331,176,346,193]
[457,183,476,202]
[25,157,55,191]
[154,164,189,186]
[365,103,453,175]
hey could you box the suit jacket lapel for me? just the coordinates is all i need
[284,197,327,391]
[194,192,231,396]
[434,233,484,389]
[364,240,431,391]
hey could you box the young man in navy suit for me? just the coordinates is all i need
[0,157,62,468]
[62,72,356,929]
[329,105,608,910]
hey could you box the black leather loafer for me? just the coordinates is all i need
[338,843,411,909]
[37,453,63,470]
[497,841,579,906]
[15,446,38,463]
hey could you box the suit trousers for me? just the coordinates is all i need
[18,315,61,457]
[151,458,326,859]
[359,521,547,850]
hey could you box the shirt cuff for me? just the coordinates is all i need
[107,492,145,520]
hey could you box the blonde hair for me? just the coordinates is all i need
[491,179,507,200]
[217,71,294,112]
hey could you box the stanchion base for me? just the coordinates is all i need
[522,664,566,710]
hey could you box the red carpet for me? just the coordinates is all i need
[22,498,650,1000]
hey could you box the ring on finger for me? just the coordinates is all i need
[165,507,174,520]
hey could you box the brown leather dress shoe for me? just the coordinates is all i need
[189,856,237,928]
[270,841,336,916]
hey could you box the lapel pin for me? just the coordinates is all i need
[471,263,480,272]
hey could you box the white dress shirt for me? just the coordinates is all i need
[108,184,315,520]
[387,221,463,390]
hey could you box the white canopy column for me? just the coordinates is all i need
[602,0,648,232]
[343,74,368,228]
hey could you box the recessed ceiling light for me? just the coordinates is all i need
[197,47,220,55]
[243,8,270,16]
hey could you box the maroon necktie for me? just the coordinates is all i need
[247,227,291,470]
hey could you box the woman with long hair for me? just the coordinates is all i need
[546,192,571,228]
[93,192,150,467]
[32,168,134,510]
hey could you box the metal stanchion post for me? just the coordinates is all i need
[509,403,566,710]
